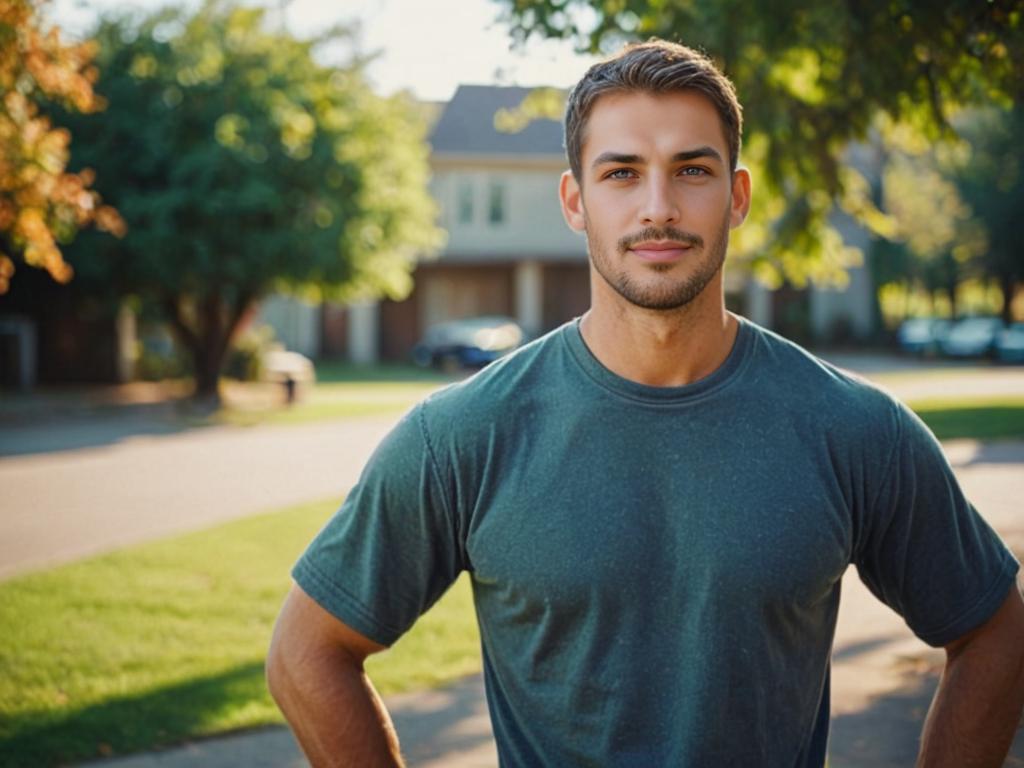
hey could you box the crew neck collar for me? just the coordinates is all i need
[562,314,752,404]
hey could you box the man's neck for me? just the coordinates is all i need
[579,285,738,388]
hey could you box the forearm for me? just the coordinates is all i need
[268,642,403,768]
[916,635,1024,767]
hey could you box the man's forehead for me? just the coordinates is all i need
[580,90,729,164]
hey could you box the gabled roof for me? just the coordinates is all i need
[429,84,565,157]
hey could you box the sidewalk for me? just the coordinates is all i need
[79,676,497,768]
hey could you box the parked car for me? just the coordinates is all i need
[896,317,951,355]
[994,323,1024,363]
[413,316,525,371]
[939,317,1004,358]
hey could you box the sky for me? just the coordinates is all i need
[49,0,602,102]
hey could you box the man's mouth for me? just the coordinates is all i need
[628,241,693,263]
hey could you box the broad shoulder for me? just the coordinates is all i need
[417,322,574,440]
[741,319,905,437]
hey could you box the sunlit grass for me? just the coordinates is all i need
[906,395,1024,441]
[0,499,480,768]
[215,377,452,427]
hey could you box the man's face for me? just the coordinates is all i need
[559,90,750,312]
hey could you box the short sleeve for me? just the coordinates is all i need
[292,404,463,646]
[854,402,1019,647]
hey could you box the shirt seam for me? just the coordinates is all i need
[860,398,904,560]
[914,552,1020,646]
[559,322,752,408]
[416,400,465,569]
[292,556,404,646]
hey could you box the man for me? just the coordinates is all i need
[267,40,1024,767]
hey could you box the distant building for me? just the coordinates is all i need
[317,84,591,363]
[314,84,878,364]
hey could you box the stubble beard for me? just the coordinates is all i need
[585,207,732,312]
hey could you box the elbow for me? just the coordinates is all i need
[266,619,299,711]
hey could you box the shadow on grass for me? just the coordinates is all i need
[314,360,456,384]
[0,660,270,768]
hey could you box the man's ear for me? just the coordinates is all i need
[559,170,586,233]
[729,167,752,229]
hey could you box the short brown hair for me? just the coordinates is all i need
[564,39,743,181]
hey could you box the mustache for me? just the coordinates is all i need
[617,227,704,253]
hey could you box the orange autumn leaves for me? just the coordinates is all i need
[0,0,124,293]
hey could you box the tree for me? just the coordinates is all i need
[60,0,443,402]
[0,0,123,294]
[949,107,1024,322]
[493,0,1022,286]
[873,145,985,319]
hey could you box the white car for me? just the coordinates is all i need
[939,317,1004,358]
[897,317,951,355]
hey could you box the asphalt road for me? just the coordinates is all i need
[0,413,397,580]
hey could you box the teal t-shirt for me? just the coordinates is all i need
[293,316,1018,767]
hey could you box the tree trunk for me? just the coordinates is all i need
[999,274,1016,325]
[945,280,958,320]
[162,290,257,408]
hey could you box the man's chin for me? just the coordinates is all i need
[612,282,707,312]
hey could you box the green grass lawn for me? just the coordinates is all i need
[906,395,1024,441]
[212,362,457,427]
[0,500,480,768]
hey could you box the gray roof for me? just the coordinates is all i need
[429,85,565,157]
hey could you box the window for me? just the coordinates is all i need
[488,180,506,225]
[457,181,474,225]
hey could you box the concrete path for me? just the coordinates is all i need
[79,676,498,768]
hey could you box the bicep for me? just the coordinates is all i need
[271,582,387,668]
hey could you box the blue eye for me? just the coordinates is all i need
[607,169,633,179]
[679,167,708,177]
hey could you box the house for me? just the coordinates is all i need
[312,84,592,364]
[254,85,881,364]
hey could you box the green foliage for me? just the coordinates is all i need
[57,0,443,396]
[948,106,1024,320]
[870,105,1024,321]
[223,323,275,381]
[494,0,1023,286]
[0,499,479,767]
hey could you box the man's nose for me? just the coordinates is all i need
[639,174,680,226]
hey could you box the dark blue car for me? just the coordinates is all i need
[413,316,525,371]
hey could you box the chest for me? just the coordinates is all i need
[463,409,854,623]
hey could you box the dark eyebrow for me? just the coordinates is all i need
[591,146,724,171]
[591,152,642,169]
[672,146,723,164]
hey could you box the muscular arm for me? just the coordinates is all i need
[266,583,403,768]
[917,582,1024,767]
